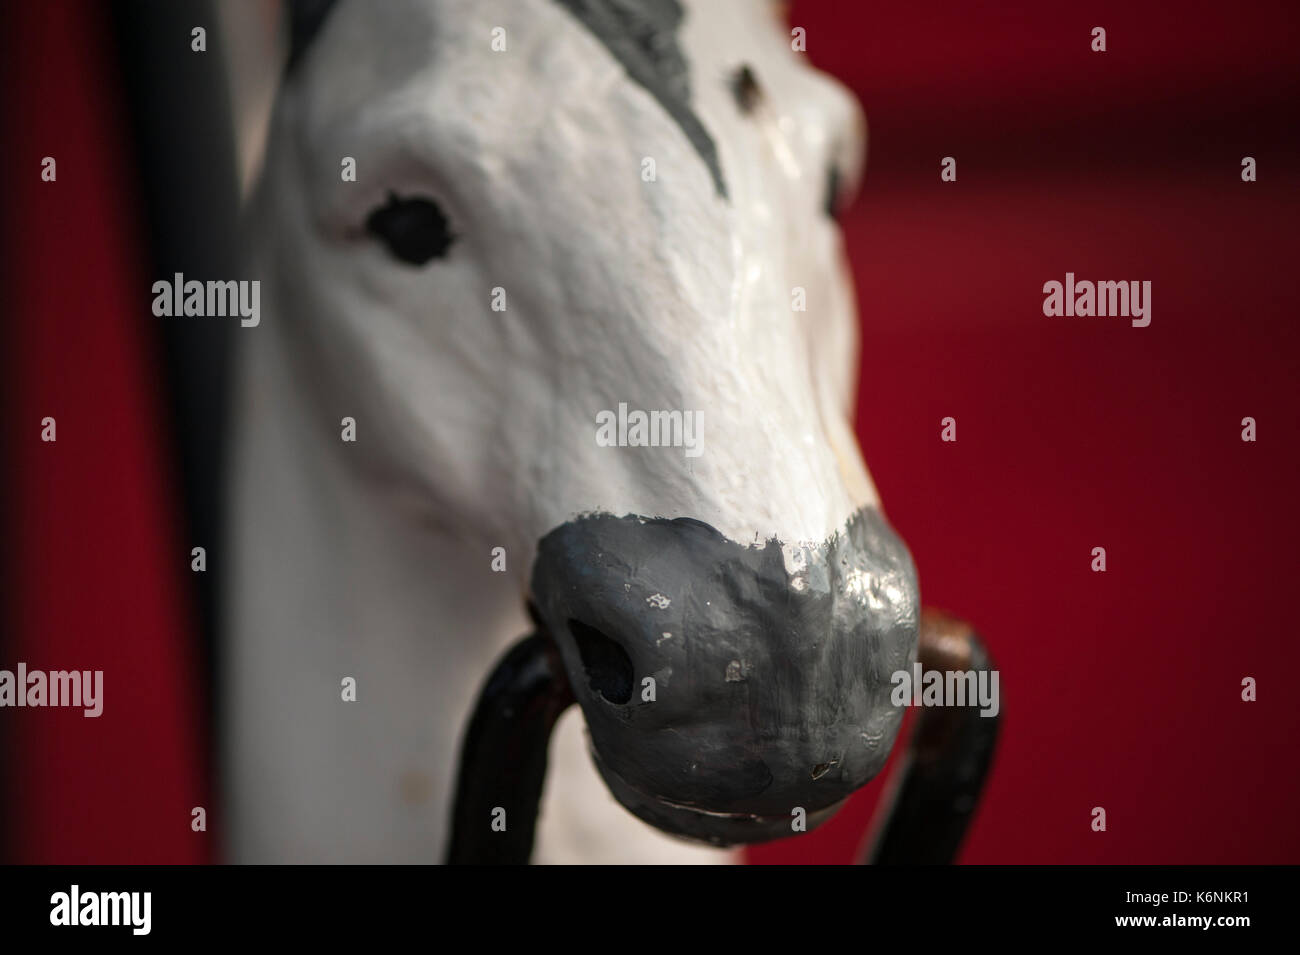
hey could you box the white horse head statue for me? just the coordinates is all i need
[226,0,922,863]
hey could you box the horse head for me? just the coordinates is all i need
[258,0,921,849]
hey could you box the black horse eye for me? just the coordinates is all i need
[365,193,455,265]
[822,163,841,219]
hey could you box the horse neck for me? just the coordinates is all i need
[222,296,530,861]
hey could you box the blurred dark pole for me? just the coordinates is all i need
[110,0,242,769]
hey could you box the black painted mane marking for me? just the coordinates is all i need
[553,0,727,198]
[287,0,726,198]
[288,0,338,71]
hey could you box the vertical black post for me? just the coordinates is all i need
[110,0,241,765]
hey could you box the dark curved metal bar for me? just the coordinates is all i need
[862,609,1000,864]
[449,610,996,864]
[445,632,574,864]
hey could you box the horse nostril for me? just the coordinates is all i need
[567,619,634,705]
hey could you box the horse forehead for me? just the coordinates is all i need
[294,0,850,266]
[300,0,811,139]
[309,0,786,72]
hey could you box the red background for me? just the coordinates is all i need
[3,1,1298,864]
